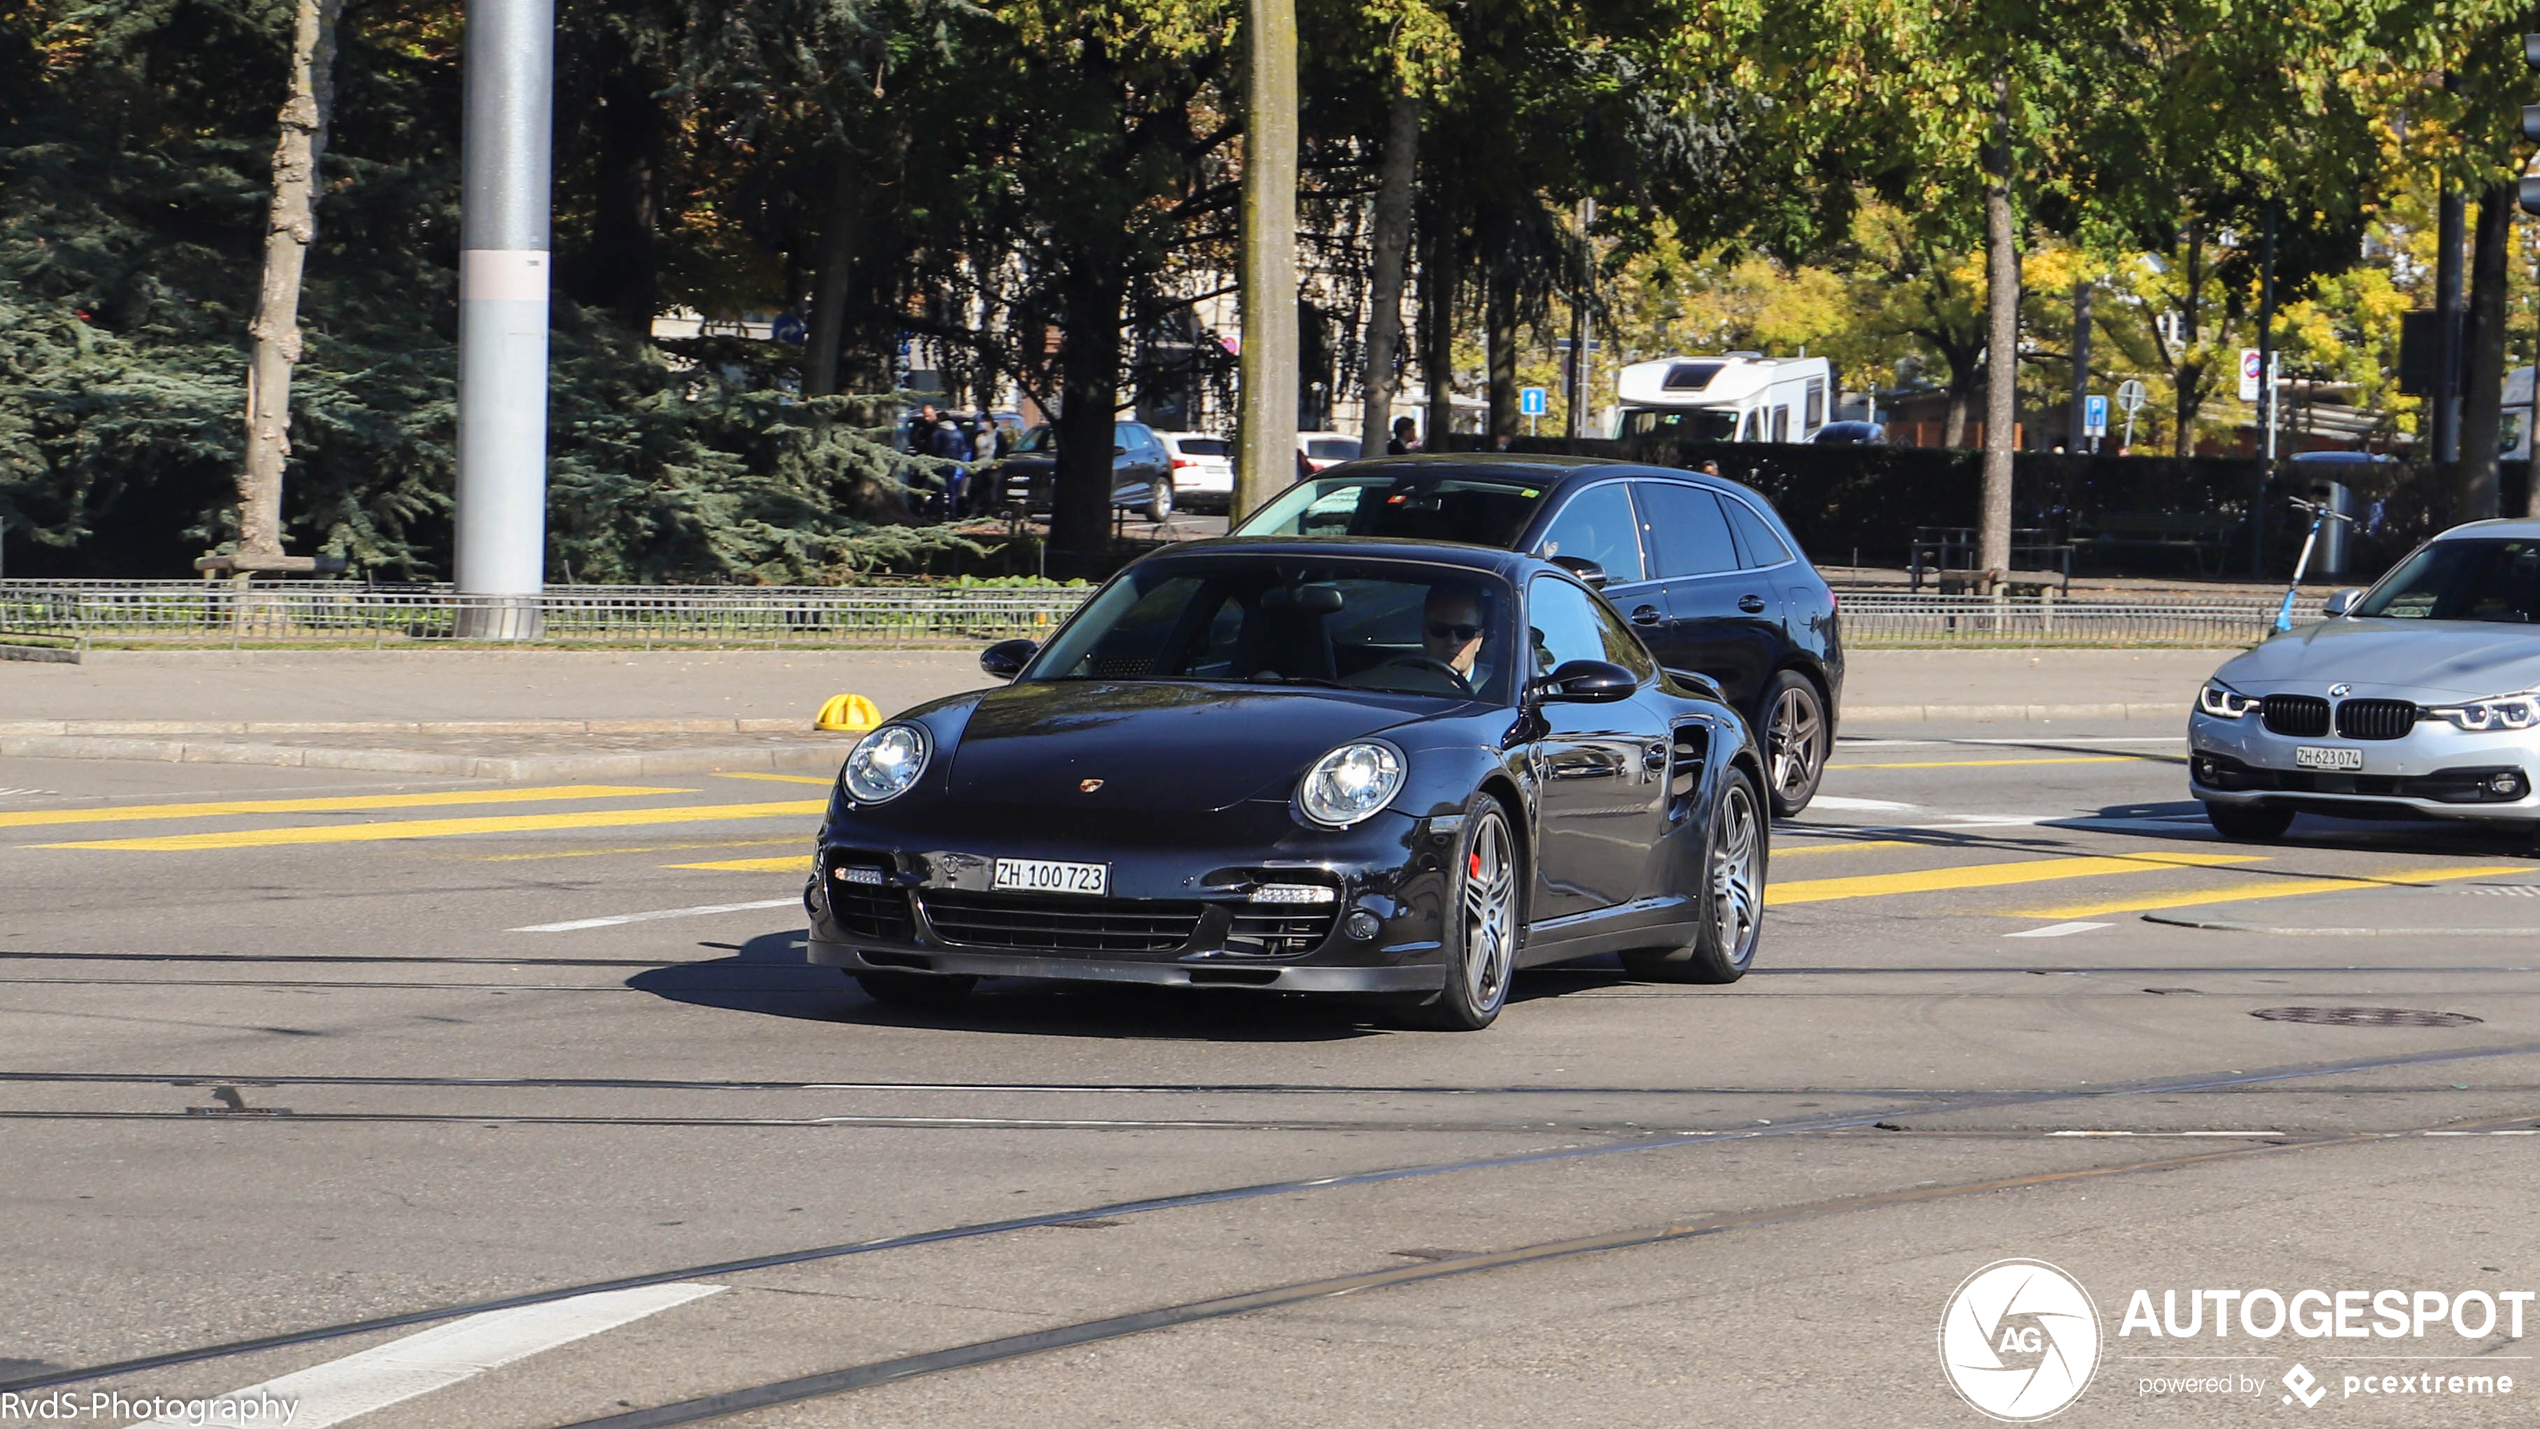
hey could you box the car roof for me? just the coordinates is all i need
[1139,534,1551,580]
[2439,518,2540,540]
[1298,451,1767,504]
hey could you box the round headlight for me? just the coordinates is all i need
[1299,742,1404,828]
[842,723,930,804]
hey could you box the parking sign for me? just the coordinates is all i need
[2083,395,2108,437]
[1519,387,1548,416]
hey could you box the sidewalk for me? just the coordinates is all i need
[0,646,2227,778]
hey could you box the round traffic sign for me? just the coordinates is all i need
[2114,379,2147,415]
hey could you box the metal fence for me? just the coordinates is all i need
[0,581,1097,648]
[1836,593,2311,647]
[0,580,2299,649]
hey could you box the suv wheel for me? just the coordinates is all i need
[1761,671,1828,817]
[1145,477,1174,523]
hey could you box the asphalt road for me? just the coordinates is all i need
[3,720,2537,1427]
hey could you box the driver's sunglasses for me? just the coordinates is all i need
[1426,622,1483,642]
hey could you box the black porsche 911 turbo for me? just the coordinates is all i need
[805,538,1768,1030]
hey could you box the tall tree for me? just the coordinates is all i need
[236,0,346,565]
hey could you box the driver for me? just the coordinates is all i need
[1422,583,1489,680]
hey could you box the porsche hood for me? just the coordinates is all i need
[942,680,1427,812]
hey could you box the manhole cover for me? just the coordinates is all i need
[2250,1006,2483,1028]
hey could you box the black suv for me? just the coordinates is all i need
[995,421,1177,522]
[1232,454,1842,815]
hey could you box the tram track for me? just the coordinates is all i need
[561,1108,2539,1428]
[9,1036,2539,1399]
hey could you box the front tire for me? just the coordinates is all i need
[2203,800,2293,841]
[1761,671,1828,817]
[1396,795,1521,1030]
[852,969,977,1010]
[1622,766,1765,984]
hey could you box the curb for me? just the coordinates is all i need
[1844,702,2184,722]
[0,734,843,781]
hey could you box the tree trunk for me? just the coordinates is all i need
[1050,266,1127,568]
[2459,181,2512,520]
[1486,253,1517,438]
[588,53,666,335]
[1234,0,1300,517]
[1358,88,1419,456]
[2172,221,2203,459]
[236,0,345,562]
[1943,385,1970,448]
[1420,191,1457,446]
[1978,86,2019,580]
[2067,278,2092,450]
[804,159,856,400]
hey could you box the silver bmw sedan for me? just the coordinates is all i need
[2191,521,2540,840]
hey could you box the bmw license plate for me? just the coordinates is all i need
[992,858,1109,896]
[2294,745,2364,772]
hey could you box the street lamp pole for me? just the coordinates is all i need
[453,0,554,638]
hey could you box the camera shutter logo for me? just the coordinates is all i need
[1938,1259,2102,1421]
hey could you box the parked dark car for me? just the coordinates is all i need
[807,539,1769,1030]
[994,421,1177,521]
[1812,420,1885,445]
[1232,454,1842,815]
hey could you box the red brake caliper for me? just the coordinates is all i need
[1469,850,1482,878]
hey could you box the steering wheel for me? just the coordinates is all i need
[1380,653,1474,695]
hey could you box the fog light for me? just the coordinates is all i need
[1252,883,1337,904]
[1343,909,1382,941]
[2489,773,2522,797]
[2192,757,2217,784]
[833,865,884,885]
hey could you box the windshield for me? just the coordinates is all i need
[1620,408,1741,440]
[1011,425,1055,453]
[1233,471,1550,546]
[2355,539,2540,623]
[1028,557,1514,701]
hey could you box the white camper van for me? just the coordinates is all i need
[1612,353,1833,443]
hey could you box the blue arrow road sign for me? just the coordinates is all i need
[2083,394,2109,437]
[1519,386,1548,416]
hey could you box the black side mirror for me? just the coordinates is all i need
[1540,659,1637,702]
[980,638,1038,680]
[1549,556,1608,590]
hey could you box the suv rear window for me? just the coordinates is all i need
[1174,438,1229,457]
[1234,471,1550,546]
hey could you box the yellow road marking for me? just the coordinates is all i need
[2007,865,2532,919]
[0,785,693,830]
[667,855,814,872]
[1765,851,2259,907]
[40,800,825,852]
[1771,839,1916,857]
[715,772,835,786]
[1829,756,2173,771]
[466,837,805,863]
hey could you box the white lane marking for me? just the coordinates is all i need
[512,898,798,933]
[2426,1129,2540,1136]
[2052,1137,2296,1147]
[2004,921,2112,938]
[1839,735,2186,748]
[129,1283,724,1428]
[1805,795,1921,812]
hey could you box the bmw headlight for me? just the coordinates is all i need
[1298,741,1405,828]
[841,723,930,803]
[2425,693,2539,732]
[2196,680,2258,719]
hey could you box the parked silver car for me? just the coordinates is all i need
[2191,521,2540,839]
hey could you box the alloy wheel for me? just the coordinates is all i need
[1709,782,1761,966]
[1768,684,1823,799]
[1460,808,1518,1013]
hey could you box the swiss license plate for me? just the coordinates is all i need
[992,858,1109,896]
[2294,745,2364,772]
